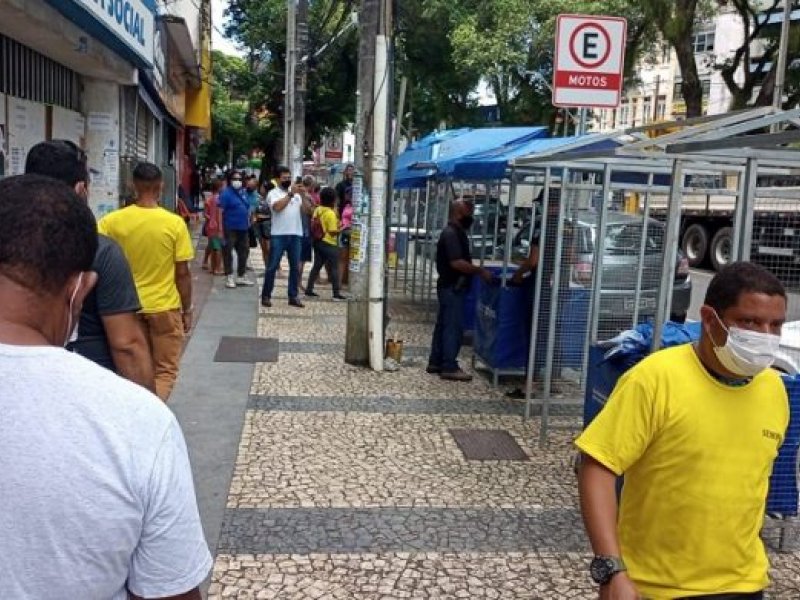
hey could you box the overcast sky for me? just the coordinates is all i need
[211,0,243,56]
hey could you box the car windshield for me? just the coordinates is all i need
[602,222,664,255]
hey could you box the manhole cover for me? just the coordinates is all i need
[214,336,279,363]
[449,429,529,461]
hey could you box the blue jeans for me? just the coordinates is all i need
[428,285,465,372]
[262,234,302,300]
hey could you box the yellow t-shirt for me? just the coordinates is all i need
[576,344,788,599]
[98,205,194,313]
[314,205,339,246]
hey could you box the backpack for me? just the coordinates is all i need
[311,214,325,241]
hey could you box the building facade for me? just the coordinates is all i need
[0,0,211,217]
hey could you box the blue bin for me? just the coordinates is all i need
[584,330,799,516]
[474,273,532,370]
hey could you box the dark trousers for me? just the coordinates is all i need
[307,240,340,295]
[223,229,249,277]
[428,285,465,372]
[262,234,302,300]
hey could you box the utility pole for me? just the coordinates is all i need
[293,0,308,176]
[283,0,296,167]
[345,0,383,366]
[774,0,793,113]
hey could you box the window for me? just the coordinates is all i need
[673,81,683,97]
[631,101,638,126]
[692,30,715,53]
[642,97,652,123]
[701,79,711,97]
[660,44,671,64]
[619,102,630,127]
[656,95,667,120]
[602,223,664,256]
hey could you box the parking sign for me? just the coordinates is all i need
[553,14,627,109]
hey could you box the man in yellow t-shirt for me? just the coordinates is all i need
[304,187,346,300]
[577,261,789,600]
[98,163,194,401]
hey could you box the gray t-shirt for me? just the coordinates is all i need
[67,234,141,371]
[0,344,212,598]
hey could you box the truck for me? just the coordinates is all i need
[645,177,800,279]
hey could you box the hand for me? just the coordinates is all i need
[511,270,524,286]
[599,573,640,600]
[181,311,193,333]
[479,268,494,283]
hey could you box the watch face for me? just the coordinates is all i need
[590,557,612,584]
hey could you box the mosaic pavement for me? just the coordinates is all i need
[207,262,800,599]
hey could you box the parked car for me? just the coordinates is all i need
[502,210,692,335]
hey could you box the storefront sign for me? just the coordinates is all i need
[75,0,155,67]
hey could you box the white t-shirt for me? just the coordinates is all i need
[0,343,212,599]
[267,186,304,236]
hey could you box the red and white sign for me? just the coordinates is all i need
[324,135,343,162]
[553,14,627,109]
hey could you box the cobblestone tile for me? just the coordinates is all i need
[208,551,800,599]
[227,412,578,509]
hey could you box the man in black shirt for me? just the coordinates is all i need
[25,141,155,392]
[335,163,355,212]
[427,199,492,381]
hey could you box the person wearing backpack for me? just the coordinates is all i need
[305,187,346,301]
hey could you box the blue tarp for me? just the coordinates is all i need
[393,126,547,189]
[393,128,471,189]
[451,135,619,180]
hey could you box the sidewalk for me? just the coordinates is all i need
[170,253,800,599]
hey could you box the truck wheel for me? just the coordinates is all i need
[710,227,733,272]
[682,224,708,267]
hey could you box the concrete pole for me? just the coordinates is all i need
[283,0,296,166]
[774,0,793,113]
[293,0,308,177]
[345,0,379,365]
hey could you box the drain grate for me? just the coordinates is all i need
[449,429,529,461]
[214,336,279,363]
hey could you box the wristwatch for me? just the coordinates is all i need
[589,556,626,585]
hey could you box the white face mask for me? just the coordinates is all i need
[231,180,243,190]
[710,311,781,377]
[64,273,83,347]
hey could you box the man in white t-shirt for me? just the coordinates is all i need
[0,174,212,599]
[261,165,306,308]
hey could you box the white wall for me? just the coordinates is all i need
[83,78,122,218]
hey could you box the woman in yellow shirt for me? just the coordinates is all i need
[305,187,347,300]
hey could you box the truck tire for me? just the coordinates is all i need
[682,223,708,267]
[710,227,733,272]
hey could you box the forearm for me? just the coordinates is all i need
[451,259,482,275]
[111,343,155,393]
[578,455,622,556]
[176,271,192,312]
[272,194,292,212]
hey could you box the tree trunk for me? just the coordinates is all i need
[674,41,703,117]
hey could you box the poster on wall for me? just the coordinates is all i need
[52,106,86,147]
[0,94,6,179]
[7,98,45,176]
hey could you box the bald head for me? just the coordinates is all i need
[450,199,474,221]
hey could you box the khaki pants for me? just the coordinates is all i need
[139,310,184,401]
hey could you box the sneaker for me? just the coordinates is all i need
[426,365,441,374]
[440,369,473,382]
[288,298,305,308]
[236,276,255,287]
[261,297,272,308]
[225,275,236,289]
[332,294,348,301]
[305,291,320,298]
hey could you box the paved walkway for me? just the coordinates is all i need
[170,251,800,599]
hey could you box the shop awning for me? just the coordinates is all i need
[160,15,201,87]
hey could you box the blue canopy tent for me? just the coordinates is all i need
[393,128,471,189]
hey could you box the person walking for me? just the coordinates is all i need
[427,199,492,382]
[25,140,155,393]
[305,187,346,301]
[298,174,318,290]
[0,174,211,598]
[577,261,789,600]
[98,163,194,401]
[261,166,305,308]
[203,179,225,275]
[219,170,255,289]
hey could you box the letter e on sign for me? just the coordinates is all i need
[553,14,627,109]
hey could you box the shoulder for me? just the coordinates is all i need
[629,344,693,379]
[94,235,130,271]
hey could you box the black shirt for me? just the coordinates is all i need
[436,222,472,287]
[67,235,142,371]
[335,178,353,212]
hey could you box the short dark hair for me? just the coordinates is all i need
[276,166,291,177]
[132,162,162,183]
[320,186,336,207]
[0,175,97,294]
[25,140,89,187]
[705,261,786,315]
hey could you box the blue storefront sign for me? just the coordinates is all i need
[44,0,156,69]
